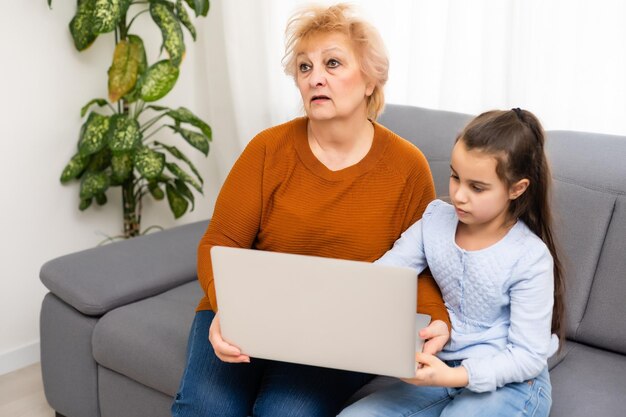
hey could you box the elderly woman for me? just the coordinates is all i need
[171,4,450,417]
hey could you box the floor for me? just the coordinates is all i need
[0,363,55,417]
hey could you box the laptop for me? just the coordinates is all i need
[211,246,431,378]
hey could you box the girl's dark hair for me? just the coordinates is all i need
[456,109,565,344]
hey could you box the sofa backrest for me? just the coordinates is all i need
[379,104,626,355]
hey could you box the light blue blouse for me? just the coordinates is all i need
[376,199,558,392]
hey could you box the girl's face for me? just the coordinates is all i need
[449,140,526,232]
[294,32,374,123]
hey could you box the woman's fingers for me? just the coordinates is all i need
[209,313,250,363]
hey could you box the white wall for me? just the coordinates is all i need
[0,1,237,375]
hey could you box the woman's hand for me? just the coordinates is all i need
[208,313,250,363]
[419,319,450,355]
[401,352,468,388]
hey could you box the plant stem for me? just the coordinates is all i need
[122,174,141,238]
[142,124,168,142]
[127,9,150,32]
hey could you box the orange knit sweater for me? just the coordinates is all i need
[197,117,450,328]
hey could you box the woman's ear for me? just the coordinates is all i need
[509,179,530,200]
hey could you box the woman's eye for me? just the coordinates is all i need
[299,63,311,72]
[327,59,340,68]
[471,185,484,192]
[450,174,459,181]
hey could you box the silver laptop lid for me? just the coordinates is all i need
[212,246,429,378]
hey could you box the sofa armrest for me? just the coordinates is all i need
[40,220,209,316]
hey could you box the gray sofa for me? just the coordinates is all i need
[40,104,626,417]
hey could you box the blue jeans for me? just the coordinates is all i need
[338,362,552,417]
[171,310,373,417]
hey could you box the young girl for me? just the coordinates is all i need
[338,108,564,417]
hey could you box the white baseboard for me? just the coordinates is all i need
[0,341,40,376]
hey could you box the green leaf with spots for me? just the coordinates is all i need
[139,60,180,102]
[184,0,209,17]
[60,153,91,183]
[80,171,110,200]
[175,179,195,210]
[111,152,133,183]
[78,113,110,156]
[176,0,196,40]
[148,181,165,200]
[166,162,202,193]
[95,193,108,205]
[81,98,109,118]
[167,107,212,141]
[108,36,145,102]
[155,141,203,184]
[79,198,93,211]
[168,125,209,156]
[150,2,185,66]
[92,0,131,34]
[69,0,97,51]
[86,147,112,172]
[134,146,165,179]
[166,183,188,218]
[108,114,141,152]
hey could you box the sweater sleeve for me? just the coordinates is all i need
[462,244,555,392]
[403,162,450,330]
[197,136,266,311]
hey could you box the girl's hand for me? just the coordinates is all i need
[419,319,450,355]
[401,352,468,387]
[208,313,251,363]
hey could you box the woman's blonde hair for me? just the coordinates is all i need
[282,3,389,120]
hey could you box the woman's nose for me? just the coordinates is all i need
[309,66,327,87]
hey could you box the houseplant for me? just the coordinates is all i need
[49,0,212,239]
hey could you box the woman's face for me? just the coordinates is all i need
[295,32,374,123]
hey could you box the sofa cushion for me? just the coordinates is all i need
[41,220,208,316]
[549,341,626,417]
[92,281,201,396]
[576,197,626,354]
[551,180,616,337]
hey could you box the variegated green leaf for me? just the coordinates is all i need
[78,112,110,156]
[80,98,109,118]
[167,107,212,140]
[184,0,209,17]
[111,152,133,183]
[175,179,194,210]
[60,153,90,183]
[108,114,141,152]
[168,125,209,156]
[69,0,97,51]
[148,181,165,200]
[176,0,196,40]
[95,193,108,205]
[155,141,203,184]
[150,2,185,66]
[86,148,112,172]
[92,0,131,34]
[79,197,93,211]
[134,146,165,179]
[108,37,144,102]
[139,60,180,102]
[80,171,110,199]
[166,183,188,218]
[166,162,202,193]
